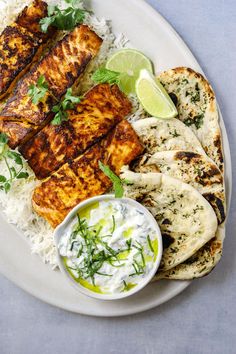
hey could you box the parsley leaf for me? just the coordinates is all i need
[51,110,68,125]
[92,68,121,85]
[40,0,90,33]
[98,161,124,198]
[63,88,82,108]
[28,75,48,105]
[0,133,29,193]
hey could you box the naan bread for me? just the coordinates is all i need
[159,67,224,172]
[134,150,225,224]
[132,117,206,156]
[154,225,224,280]
[121,169,218,271]
[133,151,225,280]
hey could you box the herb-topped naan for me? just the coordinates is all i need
[158,67,224,172]
[121,169,218,271]
[132,117,206,156]
[134,150,225,224]
[154,226,224,280]
[133,150,226,280]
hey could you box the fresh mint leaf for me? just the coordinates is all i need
[98,161,124,198]
[92,68,121,85]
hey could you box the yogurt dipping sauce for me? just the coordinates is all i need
[58,198,161,296]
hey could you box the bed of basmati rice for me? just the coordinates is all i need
[0,0,147,267]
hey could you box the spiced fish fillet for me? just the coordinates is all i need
[20,84,132,179]
[0,0,51,100]
[32,121,143,228]
[0,25,102,148]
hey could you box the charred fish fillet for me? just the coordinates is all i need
[0,25,102,148]
[20,84,132,179]
[32,120,143,227]
[0,0,50,100]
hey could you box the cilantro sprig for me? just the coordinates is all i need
[0,134,29,193]
[92,68,121,85]
[28,75,48,105]
[98,161,132,198]
[40,0,91,33]
[51,88,82,125]
[28,76,82,125]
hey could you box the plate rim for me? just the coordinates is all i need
[0,0,232,317]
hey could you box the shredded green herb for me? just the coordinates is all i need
[66,214,133,285]
[111,215,116,233]
[147,235,154,252]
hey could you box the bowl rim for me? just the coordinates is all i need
[54,194,163,301]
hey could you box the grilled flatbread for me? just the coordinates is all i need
[159,67,223,172]
[134,150,225,224]
[132,117,206,156]
[122,169,218,271]
[154,225,224,280]
[134,151,225,280]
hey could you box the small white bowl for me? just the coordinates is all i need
[54,195,163,300]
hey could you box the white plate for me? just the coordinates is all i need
[0,0,232,317]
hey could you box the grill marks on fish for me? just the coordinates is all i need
[0,25,102,148]
[32,121,143,228]
[20,84,132,179]
[0,0,50,100]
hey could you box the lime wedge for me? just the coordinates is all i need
[136,69,178,119]
[106,49,153,94]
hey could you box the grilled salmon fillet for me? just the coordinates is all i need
[0,25,102,148]
[0,0,50,100]
[32,120,143,227]
[20,84,132,179]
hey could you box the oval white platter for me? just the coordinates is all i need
[0,0,232,317]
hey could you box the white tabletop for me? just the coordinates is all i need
[1,1,235,353]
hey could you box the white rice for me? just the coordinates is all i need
[0,0,146,267]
